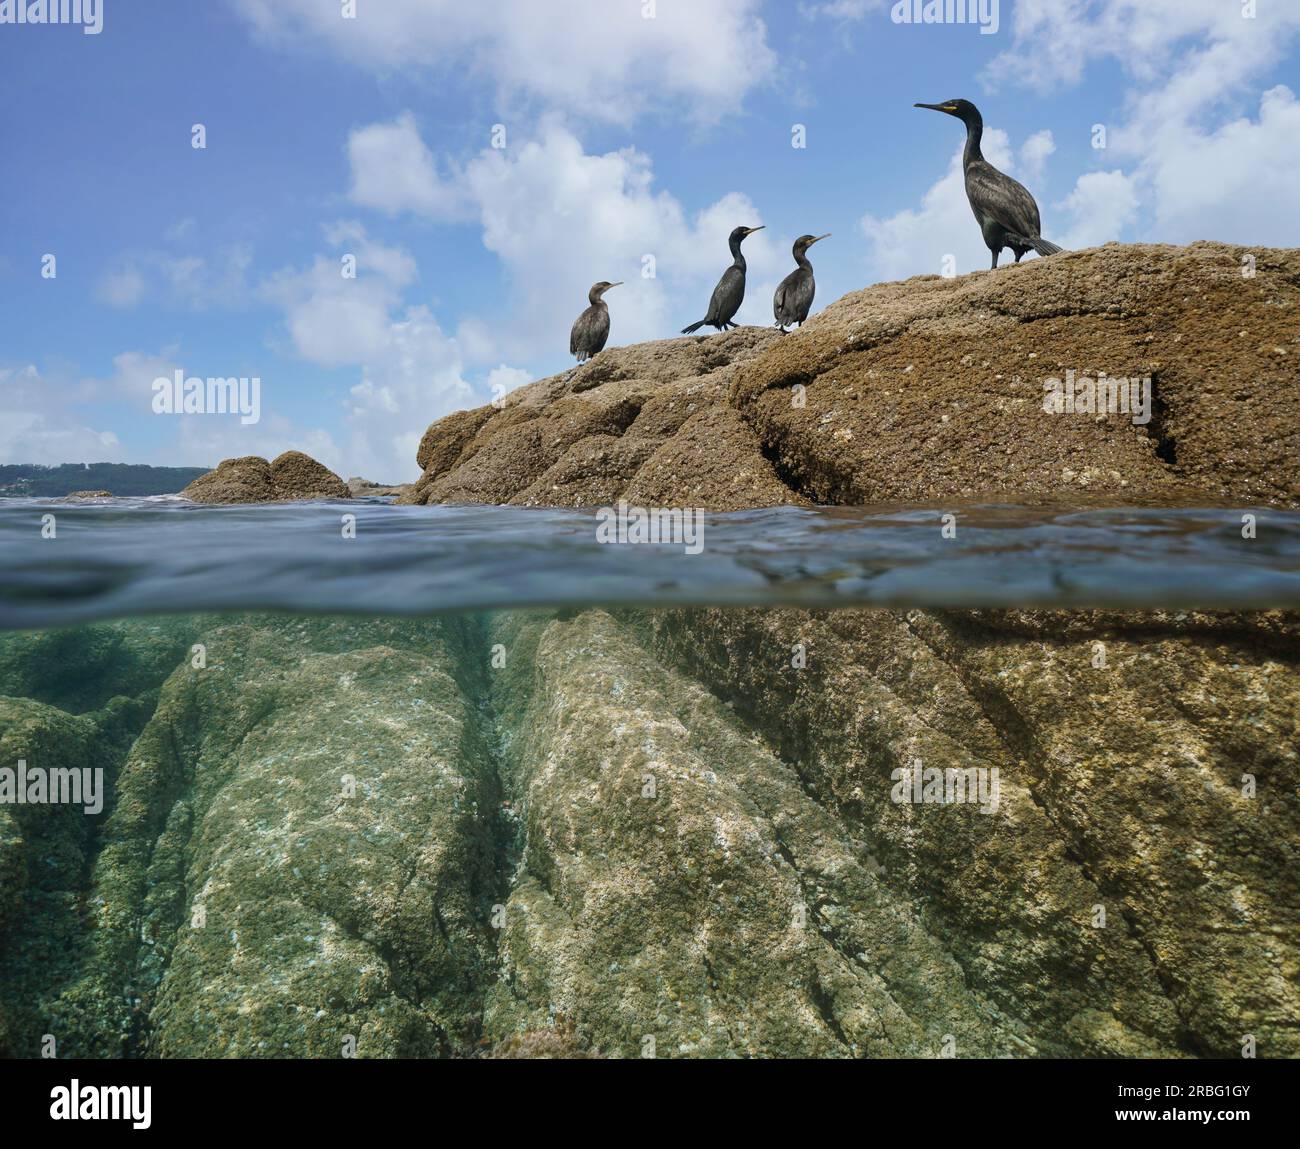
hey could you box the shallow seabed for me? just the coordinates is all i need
[0,596,1295,1058]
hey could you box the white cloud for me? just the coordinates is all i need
[259,224,475,480]
[1018,130,1056,188]
[1055,170,1139,250]
[1145,85,1300,245]
[985,0,1300,247]
[231,0,775,123]
[861,129,1065,279]
[984,0,1299,97]
[96,245,252,311]
[0,365,125,465]
[97,265,147,309]
[485,365,533,403]
[347,115,784,363]
[799,0,881,20]
[346,114,469,219]
[169,413,342,474]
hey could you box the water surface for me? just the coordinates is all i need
[2,496,1298,629]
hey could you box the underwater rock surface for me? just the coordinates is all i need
[1,607,1294,1058]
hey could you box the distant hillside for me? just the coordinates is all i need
[0,463,211,497]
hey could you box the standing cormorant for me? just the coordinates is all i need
[914,99,1063,269]
[681,225,764,334]
[569,281,622,362]
[773,233,830,331]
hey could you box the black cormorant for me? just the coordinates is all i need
[569,281,622,362]
[773,233,830,331]
[681,225,764,334]
[914,99,1063,269]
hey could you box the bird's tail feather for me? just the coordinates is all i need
[681,320,707,334]
[1032,236,1063,256]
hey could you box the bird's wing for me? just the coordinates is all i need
[966,161,1042,238]
[796,276,815,321]
[569,312,583,356]
[773,276,788,318]
[707,266,741,322]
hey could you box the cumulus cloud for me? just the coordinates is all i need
[861,129,1064,280]
[232,0,775,123]
[0,365,125,466]
[346,114,470,219]
[1145,84,1300,245]
[985,0,1300,100]
[258,223,476,480]
[96,245,253,311]
[799,0,882,20]
[985,0,1300,246]
[170,414,342,474]
[1055,170,1140,250]
[346,115,784,363]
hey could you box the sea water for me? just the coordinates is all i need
[1,496,1297,1059]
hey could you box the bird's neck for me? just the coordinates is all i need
[794,250,812,271]
[729,238,747,272]
[962,115,985,166]
[588,290,605,305]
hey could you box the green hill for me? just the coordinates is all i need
[0,463,211,497]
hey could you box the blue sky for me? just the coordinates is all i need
[1,0,1297,480]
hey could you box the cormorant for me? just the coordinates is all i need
[773,233,830,331]
[569,281,622,362]
[914,99,1063,269]
[681,225,764,334]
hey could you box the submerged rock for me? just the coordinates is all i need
[181,451,350,504]
[407,243,1299,510]
[1,607,1292,1058]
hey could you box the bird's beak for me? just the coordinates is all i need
[915,102,957,114]
[746,226,766,234]
[810,234,831,245]
[608,282,623,289]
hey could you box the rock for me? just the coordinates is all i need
[408,244,1300,509]
[43,617,500,1057]
[483,1023,600,1059]
[346,476,411,498]
[640,605,1300,1058]
[399,328,785,508]
[62,490,113,500]
[0,606,1294,1058]
[181,452,350,504]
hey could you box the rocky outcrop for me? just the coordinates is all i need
[9,617,501,1058]
[1,607,1294,1058]
[346,476,411,498]
[400,328,797,510]
[181,451,350,504]
[406,243,1299,510]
